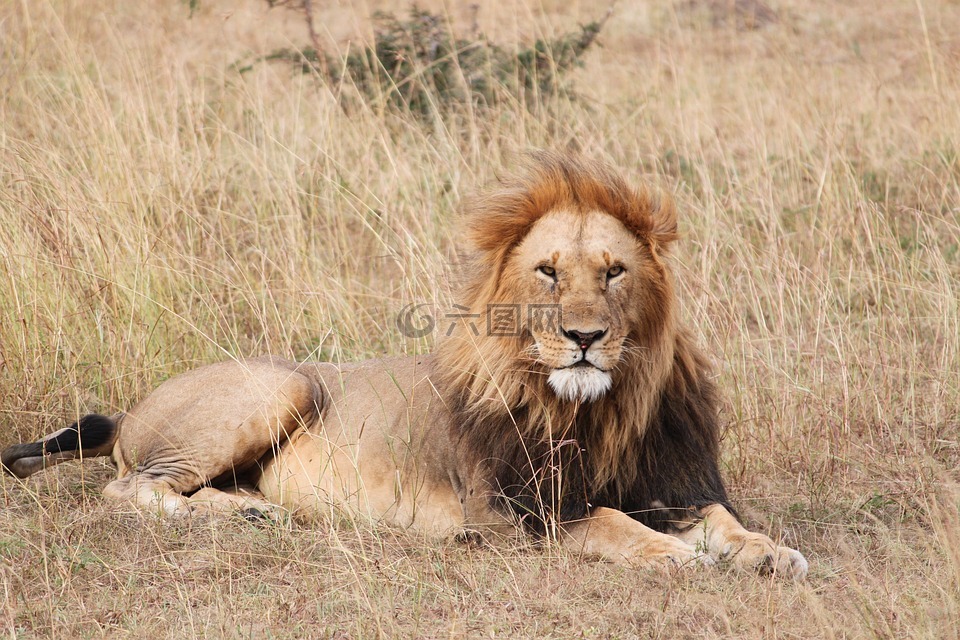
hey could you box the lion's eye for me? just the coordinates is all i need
[607,265,625,280]
[537,265,557,279]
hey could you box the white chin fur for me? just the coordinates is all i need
[548,367,612,403]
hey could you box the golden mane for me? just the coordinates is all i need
[435,152,698,500]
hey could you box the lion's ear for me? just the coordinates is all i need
[650,190,679,247]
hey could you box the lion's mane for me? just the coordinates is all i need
[435,152,732,534]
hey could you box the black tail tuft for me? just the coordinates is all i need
[2,414,119,478]
[40,414,116,454]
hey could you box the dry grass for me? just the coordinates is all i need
[2,0,959,637]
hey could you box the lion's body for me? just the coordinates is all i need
[2,153,808,578]
[104,355,474,533]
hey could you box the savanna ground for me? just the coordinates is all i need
[1,0,959,637]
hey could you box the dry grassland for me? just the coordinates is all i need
[1,0,959,637]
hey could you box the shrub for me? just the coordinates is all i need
[238,7,608,118]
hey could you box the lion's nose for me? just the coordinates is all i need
[562,328,606,351]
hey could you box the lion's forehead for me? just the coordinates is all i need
[520,209,638,267]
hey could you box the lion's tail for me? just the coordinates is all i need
[1,413,121,479]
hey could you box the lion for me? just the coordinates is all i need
[2,152,807,578]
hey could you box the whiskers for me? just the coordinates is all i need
[512,343,551,378]
[618,338,654,362]
[518,342,542,361]
[512,337,659,388]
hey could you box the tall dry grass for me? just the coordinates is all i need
[1,0,959,637]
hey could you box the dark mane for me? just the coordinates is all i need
[453,333,732,535]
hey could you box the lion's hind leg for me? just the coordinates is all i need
[104,358,323,520]
[104,473,285,520]
[103,474,192,517]
[190,484,286,521]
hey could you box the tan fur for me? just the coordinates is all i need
[563,507,713,569]
[3,152,806,579]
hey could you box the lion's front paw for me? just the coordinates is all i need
[773,546,808,580]
[720,533,808,580]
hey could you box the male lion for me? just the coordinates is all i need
[3,153,807,578]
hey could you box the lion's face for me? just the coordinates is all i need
[501,208,670,403]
